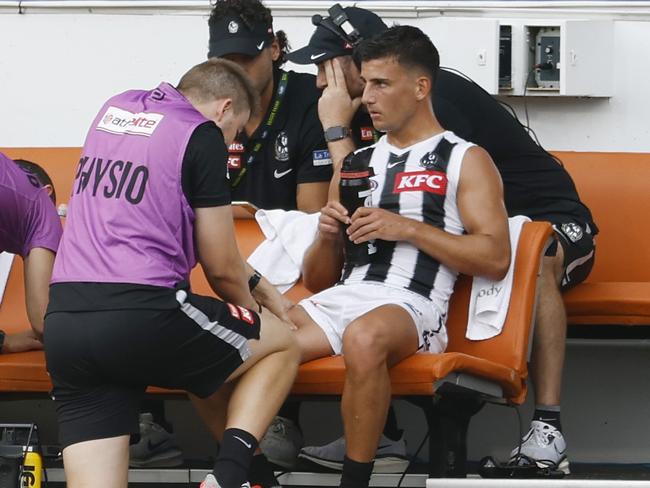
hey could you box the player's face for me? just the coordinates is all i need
[361,56,418,133]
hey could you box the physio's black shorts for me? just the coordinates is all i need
[44,290,260,448]
[544,221,596,291]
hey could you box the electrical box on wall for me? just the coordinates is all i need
[533,27,561,89]
[418,17,613,97]
[508,19,614,97]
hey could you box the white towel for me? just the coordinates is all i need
[466,215,531,340]
[247,210,320,293]
[0,252,16,305]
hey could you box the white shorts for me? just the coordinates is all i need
[298,281,448,355]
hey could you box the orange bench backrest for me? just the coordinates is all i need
[444,221,552,381]
[554,151,650,283]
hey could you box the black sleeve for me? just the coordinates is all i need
[434,96,475,142]
[181,122,232,208]
[295,100,333,185]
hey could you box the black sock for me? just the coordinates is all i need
[249,454,279,488]
[382,406,402,442]
[533,405,562,432]
[277,401,301,426]
[340,456,373,488]
[214,428,258,488]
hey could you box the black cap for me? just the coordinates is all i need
[286,7,387,65]
[208,15,274,58]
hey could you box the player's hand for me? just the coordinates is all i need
[318,201,349,241]
[2,329,43,354]
[318,58,362,130]
[253,284,297,330]
[347,207,415,243]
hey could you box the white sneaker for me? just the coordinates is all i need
[259,416,303,469]
[129,413,183,468]
[298,434,409,474]
[509,420,570,474]
[199,474,251,488]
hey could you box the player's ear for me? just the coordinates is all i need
[415,75,431,102]
[214,98,233,123]
[270,37,281,62]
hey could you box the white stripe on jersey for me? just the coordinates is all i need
[343,130,474,311]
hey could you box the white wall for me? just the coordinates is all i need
[1,1,649,152]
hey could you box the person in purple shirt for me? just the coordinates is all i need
[43,58,300,488]
[0,154,61,353]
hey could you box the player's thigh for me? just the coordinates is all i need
[343,304,419,367]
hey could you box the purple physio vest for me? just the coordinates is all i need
[52,83,209,288]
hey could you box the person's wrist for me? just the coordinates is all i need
[324,126,351,143]
[248,269,262,292]
[318,229,344,244]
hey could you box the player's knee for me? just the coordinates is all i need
[342,321,387,371]
[260,311,299,355]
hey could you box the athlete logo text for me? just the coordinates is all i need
[97,106,163,137]
[393,171,447,194]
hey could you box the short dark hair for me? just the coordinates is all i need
[177,58,259,117]
[14,159,56,204]
[209,0,290,66]
[356,25,440,92]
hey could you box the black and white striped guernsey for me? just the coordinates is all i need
[341,130,474,307]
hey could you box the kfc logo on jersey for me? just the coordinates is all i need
[237,306,255,325]
[393,170,447,195]
[228,155,241,169]
[360,127,375,141]
[229,141,245,153]
[227,303,240,319]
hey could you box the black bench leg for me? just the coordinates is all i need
[415,396,484,478]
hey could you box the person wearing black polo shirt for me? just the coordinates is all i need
[207,0,332,213]
[286,5,597,475]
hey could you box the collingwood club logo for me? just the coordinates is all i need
[419,150,440,170]
[561,223,583,243]
[228,21,239,34]
[274,131,289,162]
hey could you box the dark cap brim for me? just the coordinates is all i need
[285,45,343,65]
[208,37,267,58]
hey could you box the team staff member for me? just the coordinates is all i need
[208,0,332,212]
[288,6,597,473]
[43,58,300,488]
[0,154,60,353]
[288,26,510,488]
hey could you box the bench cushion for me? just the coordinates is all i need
[563,282,650,325]
[294,353,519,398]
